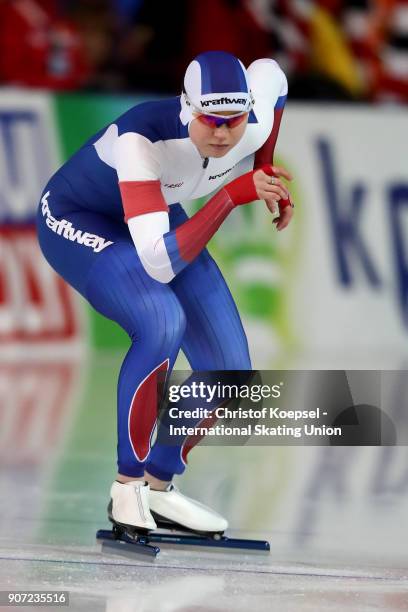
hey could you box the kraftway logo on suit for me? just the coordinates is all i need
[41,191,113,253]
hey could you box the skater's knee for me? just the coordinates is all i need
[130,294,186,348]
[85,248,186,344]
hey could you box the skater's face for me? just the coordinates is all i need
[189,111,248,158]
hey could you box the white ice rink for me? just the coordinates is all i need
[1,467,407,611]
[1,523,407,611]
[0,353,407,611]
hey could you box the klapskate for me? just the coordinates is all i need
[98,479,270,558]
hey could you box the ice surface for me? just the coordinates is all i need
[1,352,407,611]
[1,520,407,612]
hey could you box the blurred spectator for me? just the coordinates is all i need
[113,0,272,93]
[0,0,405,102]
[378,0,408,103]
[186,0,271,68]
[244,0,312,80]
[67,0,122,90]
[111,0,144,25]
[310,1,364,98]
[0,0,90,89]
[343,0,408,103]
[245,0,363,100]
[113,0,189,93]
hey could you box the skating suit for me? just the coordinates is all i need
[36,59,287,479]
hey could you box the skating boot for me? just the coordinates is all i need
[97,481,269,557]
[148,483,228,535]
[108,480,157,535]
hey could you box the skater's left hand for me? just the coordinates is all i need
[271,200,294,231]
[262,165,294,231]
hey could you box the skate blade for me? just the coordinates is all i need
[147,531,271,553]
[97,529,160,560]
[150,513,270,552]
[97,528,270,556]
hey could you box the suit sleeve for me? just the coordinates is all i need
[113,132,169,220]
[247,59,288,168]
[113,131,239,284]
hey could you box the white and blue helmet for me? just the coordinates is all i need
[180,50,254,124]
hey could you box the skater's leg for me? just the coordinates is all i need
[85,242,186,478]
[87,254,187,530]
[38,189,186,482]
[146,242,251,482]
[172,247,251,371]
[38,192,188,530]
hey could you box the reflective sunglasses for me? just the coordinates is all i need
[195,112,248,129]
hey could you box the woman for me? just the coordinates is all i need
[37,50,293,536]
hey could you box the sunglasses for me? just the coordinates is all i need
[182,88,251,129]
[195,112,248,129]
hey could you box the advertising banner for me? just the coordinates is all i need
[278,105,408,368]
[0,89,84,356]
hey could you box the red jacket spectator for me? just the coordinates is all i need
[186,0,271,68]
[0,0,90,89]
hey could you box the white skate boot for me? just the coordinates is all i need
[148,483,228,534]
[98,481,269,557]
[108,480,157,533]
